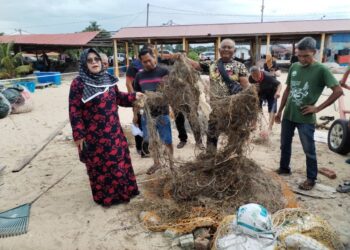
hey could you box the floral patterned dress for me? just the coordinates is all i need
[69,77,139,206]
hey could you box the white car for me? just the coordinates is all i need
[108,53,126,65]
[200,51,215,61]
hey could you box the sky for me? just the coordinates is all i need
[0,0,350,35]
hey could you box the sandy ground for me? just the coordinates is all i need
[0,73,350,250]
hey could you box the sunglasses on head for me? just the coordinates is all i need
[87,56,101,64]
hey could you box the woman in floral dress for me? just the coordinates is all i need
[69,48,142,206]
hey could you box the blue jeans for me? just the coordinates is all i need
[141,114,172,145]
[280,119,318,180]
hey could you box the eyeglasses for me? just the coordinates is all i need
[87,57,101,64]
[220,46,234,50]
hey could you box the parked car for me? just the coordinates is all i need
[158,50,173,60]
[22,56,37,65]
[108,53,126,65]
[199,51,215,61]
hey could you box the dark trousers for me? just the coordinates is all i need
[280,119,318,180]
[207,114,219,151]
[175,111,202,143]
[175,112,188,142]
[134,113,149,155]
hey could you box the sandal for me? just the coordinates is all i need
[298,179,316,190]
[146,164,161,175]
[336,180,350,193]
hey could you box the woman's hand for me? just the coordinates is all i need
[135,92,144,100]
[133,114,139,125]
[75,138,84,151]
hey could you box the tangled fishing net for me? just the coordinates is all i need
[133,55,289,234]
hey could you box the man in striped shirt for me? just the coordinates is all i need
[134,48,174,175]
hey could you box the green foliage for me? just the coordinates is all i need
[15,65,33,76]
[0,32,4,36]
[0,72,10,79]
[83,21,100,32]
[83,21,110,38]
[188,51,199,61]
[64,49,81,61]
[0,43,26,79]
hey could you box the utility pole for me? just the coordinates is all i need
[15,28,22,35]
[146,3,149,26]
[261,0,264,23]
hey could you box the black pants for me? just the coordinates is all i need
[175,112,187,142]
[134,113,146,154]
[175,111,202,144]
[207,113,219,152]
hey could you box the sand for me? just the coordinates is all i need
[0,73,349,249]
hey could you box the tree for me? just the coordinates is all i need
[83,21,100,32]
[82,21,110,38]
[82,21,112,56]
[0,43,32,79]
[0,32,4,36]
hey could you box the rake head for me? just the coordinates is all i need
[0,204,31,238]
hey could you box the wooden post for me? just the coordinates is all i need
[154,41,158,58]
[134,44,139,59]
[182,37,186,52]
[125,42,129,66]
[148,38,151,44]
[185,40,190,54]
[113,39,119,77]
[160,44,164,59]
[215,36,221,60]
[255,36,259,65]
[319,33,326,62]
[266,34,271,56]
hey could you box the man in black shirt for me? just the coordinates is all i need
[134,48,173,175]
[249,66,281,130]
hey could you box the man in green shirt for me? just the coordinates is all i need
[275,37,343,190]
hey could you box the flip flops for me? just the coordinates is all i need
[336,180,350,193]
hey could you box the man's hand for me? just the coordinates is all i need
[75,138,84,151]
[171,53,182,60]
[275,112,282,124]
[301,105,318,115]
[340,80,350,90]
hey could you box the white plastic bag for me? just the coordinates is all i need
[11,86,34,114]
[217,234,275,250]
[131,124,143,137]
[236,203,273,237]
[285,233,329,250]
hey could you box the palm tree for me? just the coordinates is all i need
[83,21,100,32]
[0,43,31,79]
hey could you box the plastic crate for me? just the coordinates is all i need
[34,72,61,85]
[16,81,36,93]
[107,67,114,75]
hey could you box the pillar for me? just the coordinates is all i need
[113,39,119,77]
[319,33,326,62]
